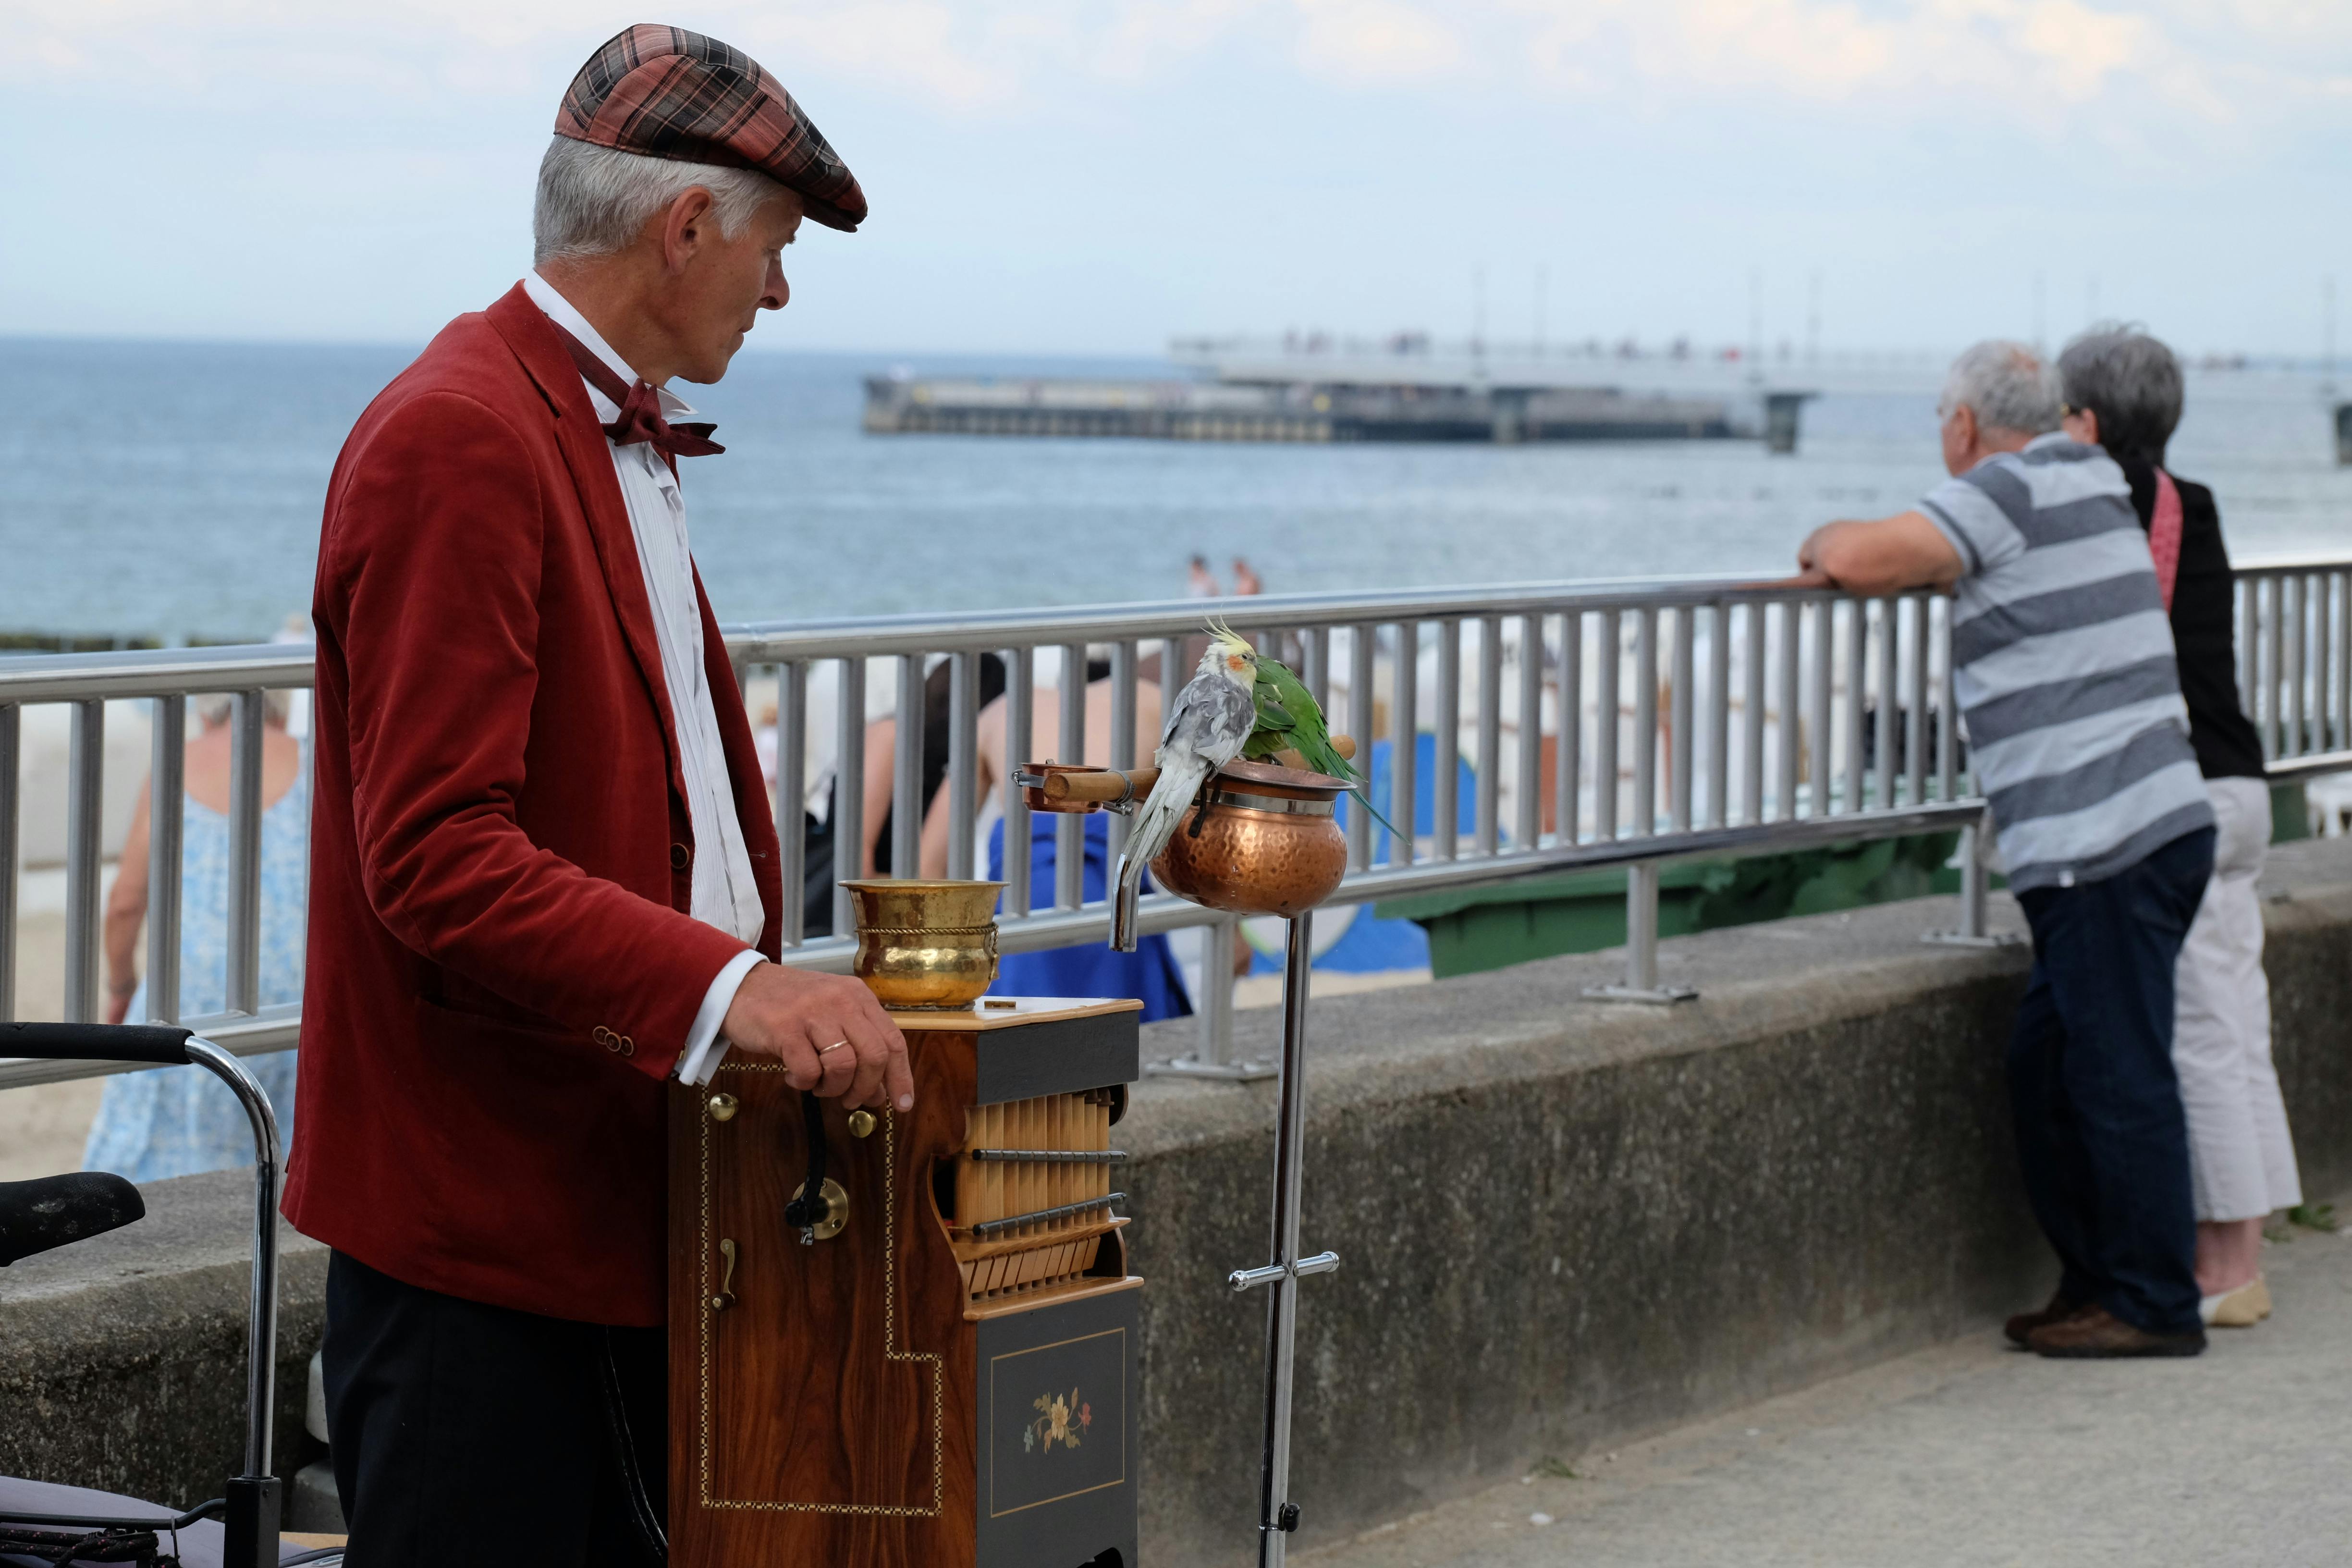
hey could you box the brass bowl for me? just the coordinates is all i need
[840,880,1005,1010]
[1149,760,1349,920]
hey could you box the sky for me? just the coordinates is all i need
[6,0,2351,357]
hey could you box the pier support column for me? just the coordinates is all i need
[1489,389,1530,445]
[2335,403,2352,466]
[1764,391,1815,455]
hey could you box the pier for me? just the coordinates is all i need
[866,335,1821,448]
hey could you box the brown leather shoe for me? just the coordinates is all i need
[2028,1305,2206,1359]
[2004,1291,2083,1347]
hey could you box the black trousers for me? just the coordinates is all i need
[322,1251,667,1567]
[2009,826,2215,1336]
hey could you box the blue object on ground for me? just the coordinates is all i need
[1248,737,1441,977]
[1332,735,1483,865]
[986,814,1193,1022]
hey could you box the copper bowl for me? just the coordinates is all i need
[839,879,1005,1010]
[1149,759,1349,919]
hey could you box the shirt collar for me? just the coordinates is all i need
[520,272,699,425]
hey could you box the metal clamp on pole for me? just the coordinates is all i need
[1230,1251,1339,1293]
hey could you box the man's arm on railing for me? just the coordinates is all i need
[319,391,747,1077]
[1767,512,1965,598]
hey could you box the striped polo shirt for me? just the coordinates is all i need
[1920,433,2214,892]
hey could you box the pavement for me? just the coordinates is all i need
[1304,1203,2352,1568]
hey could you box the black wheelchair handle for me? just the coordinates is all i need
[0,1021,196,1066]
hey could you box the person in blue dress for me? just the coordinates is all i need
[988,813,1191,1018]
[84,691,308,1182]
[916,659,1191,1020]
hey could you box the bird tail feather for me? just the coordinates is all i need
[1112,755,1210,951]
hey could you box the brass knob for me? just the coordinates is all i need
[847,1109,877,1139]
[707,1093,738,1123]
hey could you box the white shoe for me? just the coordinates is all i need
[2200,1276,2271,1327]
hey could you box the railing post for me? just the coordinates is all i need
[1146,914,1274,1080]
[833,657,865,934]
[946,652,980,882]
[64,698,105,1024]
[1057,643,1087,911]
[1108,640,1138,864]
[1581,859,1697,1004]
[1349,625,1378,870]
[776,662,807,945]
[1923,808,2022,948]
[148,694,187,1021]
[225,690,265,1016]
[0,703,16,1022]
[1004,648,1035,919]
[892,654,925,879]
[1433,620,1461,860]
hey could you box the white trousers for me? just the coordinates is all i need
[2174,776,2303,1222]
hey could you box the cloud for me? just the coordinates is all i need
[16,0,2350,137]
[1292,0,1468,81]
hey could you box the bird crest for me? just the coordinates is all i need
[1204,616,1257,678]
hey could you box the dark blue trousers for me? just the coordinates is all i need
[2009,826,2215,1336]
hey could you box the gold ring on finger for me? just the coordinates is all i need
[819,1040,849,1054]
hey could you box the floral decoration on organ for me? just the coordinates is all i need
[1027,1388,1090,1453]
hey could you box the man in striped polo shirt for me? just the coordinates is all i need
[1788,340,2216,1358]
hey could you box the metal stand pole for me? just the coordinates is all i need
[1230,914,1338,1564]
[186,1036,282,1568]
[1582,861,1698,1004]
[1149,914,1275,1080]
[1923,812,2022,948]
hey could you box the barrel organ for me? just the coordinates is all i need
[667,997,1144,1568]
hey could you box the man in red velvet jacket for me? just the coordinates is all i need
[283,27,904,1563]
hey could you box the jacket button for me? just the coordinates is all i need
[671,843,691,871]
[593,1026,613,1045]
[618,1035,636,1058]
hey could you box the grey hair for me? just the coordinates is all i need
[2057,324,2183,466]
[532,136,789,266]
[1941,340,2063,437]
[195,691,292,728]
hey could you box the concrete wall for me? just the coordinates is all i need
[5,837,2349,1562]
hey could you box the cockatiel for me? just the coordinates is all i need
[1110,626,1260,951]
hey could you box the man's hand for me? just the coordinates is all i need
[721,963,913,1111]
[1756,514,1962,598]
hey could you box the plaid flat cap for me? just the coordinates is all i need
[556,24,867,233]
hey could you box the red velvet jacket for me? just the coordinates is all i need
[283,285,783,1326]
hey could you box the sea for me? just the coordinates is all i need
[3,336,2348,643]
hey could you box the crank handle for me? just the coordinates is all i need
[1229,1251,1339,1292]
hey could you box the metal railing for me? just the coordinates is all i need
[5,558,2348,1090]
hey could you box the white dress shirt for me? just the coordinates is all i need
[523,272,764,1087]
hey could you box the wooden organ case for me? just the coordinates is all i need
[668,997,1144,1568]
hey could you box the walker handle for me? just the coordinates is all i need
[0,1021,195,1066]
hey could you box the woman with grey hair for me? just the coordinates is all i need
[2058,325,2300,1328]
[83,688,307,1181]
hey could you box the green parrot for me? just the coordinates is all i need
[1209,619,1398,837]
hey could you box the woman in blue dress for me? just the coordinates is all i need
[84,691,308,1182]
[912,661,1192,1020]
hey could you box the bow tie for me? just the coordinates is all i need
[551,324,725,459]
